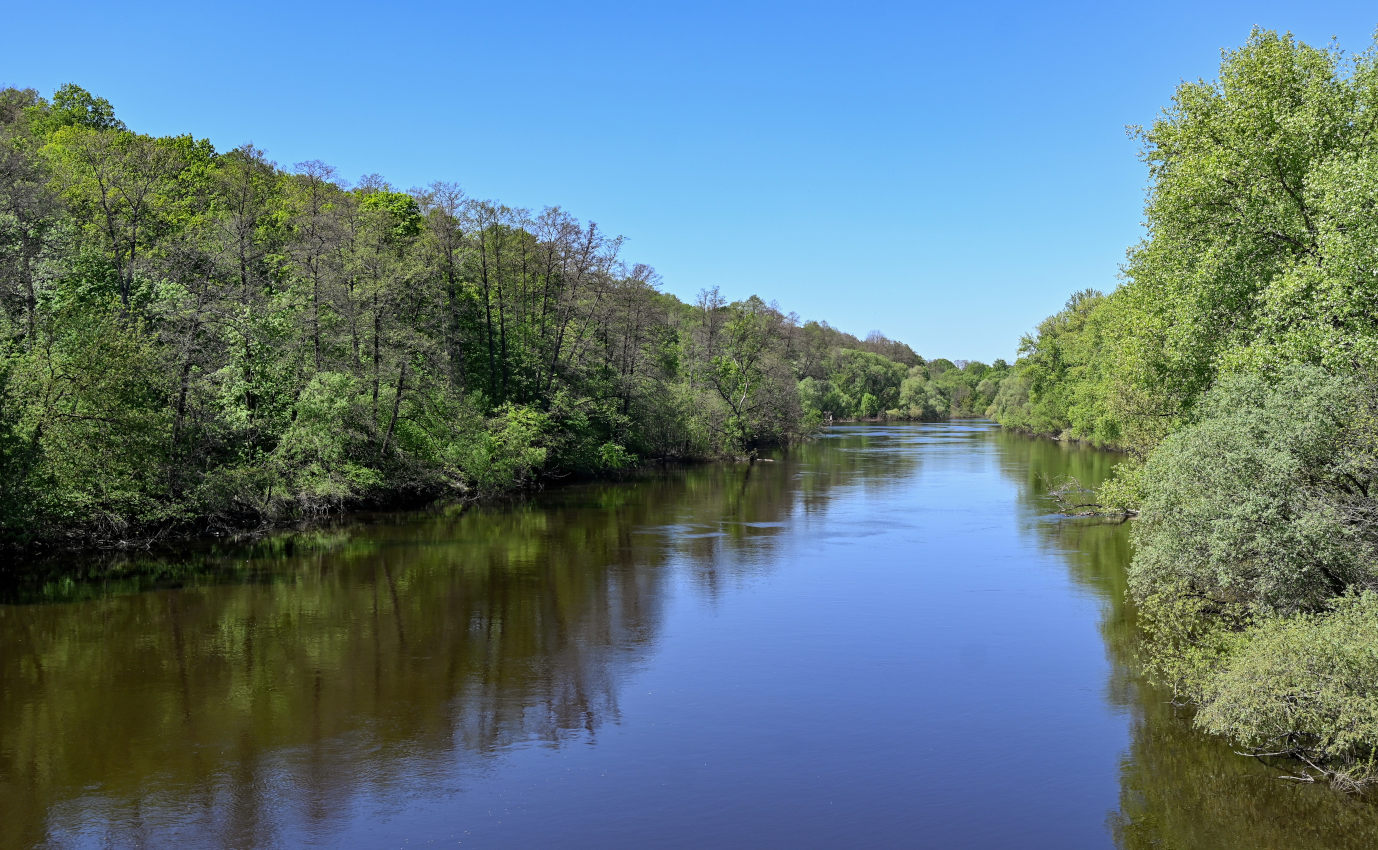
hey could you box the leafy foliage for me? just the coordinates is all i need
[990,30,1378,785]
[1198,593,1378,788]
[1131,368,1378,615]
[0,84,935,548]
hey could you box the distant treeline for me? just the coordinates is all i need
[987,30,1378,788]
[0,84,996,548]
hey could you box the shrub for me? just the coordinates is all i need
[1196,593,1378,788]
[459,403,549,496]
[1130,366,1378,615]
[1135,585,1251,703]
[270,372,381,514]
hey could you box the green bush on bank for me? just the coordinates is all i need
[1135,586,1252,704]
[1130,367,1378,615]
[1197,593,1378,788]
[459,404,550,498]
[1128,367,1378,785]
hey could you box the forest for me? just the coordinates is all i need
[988,30,1378,788]
[0,85,1008,548]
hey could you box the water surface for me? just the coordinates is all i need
[4,423,1377,847]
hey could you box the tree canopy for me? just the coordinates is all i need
[0,84,951,548]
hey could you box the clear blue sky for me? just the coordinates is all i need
[4,2,1376,361]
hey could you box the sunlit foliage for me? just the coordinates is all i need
[990,29,1378,785]
[0,85,933,547]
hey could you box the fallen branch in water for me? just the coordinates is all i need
[1045,476,1139,518]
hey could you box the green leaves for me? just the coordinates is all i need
[458,403,550,496]
[993,31,1378,781]
[39,84,125,133]
[360,189,423,243]
[0,80,936,549]
[1130,367,1375,615]
[998,29,1378,453]
[1128,29,1373,411]
[1196,593,1378,787]
[270,372,382,511]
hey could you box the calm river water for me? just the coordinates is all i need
[4,423,1378,848]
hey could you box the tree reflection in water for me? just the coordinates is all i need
[0,432,919,849]
[992,429,1378,849]
[7,424,1378,849]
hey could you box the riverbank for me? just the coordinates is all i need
[2,410,966,567]
[0,450,704,567]
[9,83,1011,566]
[984,29,1378,788]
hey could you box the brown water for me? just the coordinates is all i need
[3,423,1377,848]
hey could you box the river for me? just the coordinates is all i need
[3,423,1377,848]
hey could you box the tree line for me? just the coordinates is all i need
[987,30,1378,788]
[0,84,991,548]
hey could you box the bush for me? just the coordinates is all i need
[1196,593,1378,788]
[897,371,944,421]
[858,392,880,418]
[459,403,549,496]
[1135,585,1252,703]
[1130,366,1378,615]
[596,441,637,471]
[270,372,381,514]
[1095,461,1145,514]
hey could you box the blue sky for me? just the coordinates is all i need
[4,1,1376,360]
